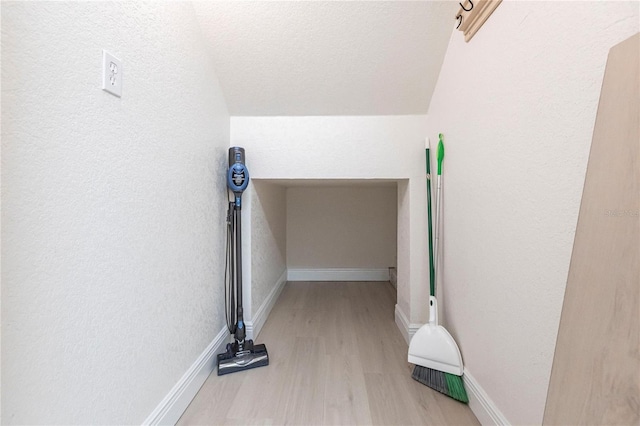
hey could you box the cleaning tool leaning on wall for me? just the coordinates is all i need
[217,147,270,375]
[408,134,468,403]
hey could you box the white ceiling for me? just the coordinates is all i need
[193,1,457,116]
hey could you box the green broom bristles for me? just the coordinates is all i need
[412,364,469,403]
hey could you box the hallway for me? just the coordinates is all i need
[178,282,479,425]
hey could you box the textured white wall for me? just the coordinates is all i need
[396,181,411,317]
[426,2,639,424]
[231,116,430,322]
[250,181,287,315]
[1,2,230,424]
[286,186,397,269]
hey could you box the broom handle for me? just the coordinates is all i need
[434,134,445,300]
[434,174,442,299]
[425,139,435,298]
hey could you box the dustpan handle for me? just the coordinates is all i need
[433,134,445,299]
[429,296,439,326]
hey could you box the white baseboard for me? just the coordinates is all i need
[394,304,423,346]
[389,267,397,289]
[142,327,231,426]
[246,269,287,339]
[463,368,510,426]
[287,268,390,282]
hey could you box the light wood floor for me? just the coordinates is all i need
[178,281,479,425]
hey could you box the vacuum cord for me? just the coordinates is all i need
[224,199,236,334]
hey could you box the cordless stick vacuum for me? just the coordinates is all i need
[217,147,269,375]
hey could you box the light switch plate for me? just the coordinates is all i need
[102,50,122,97]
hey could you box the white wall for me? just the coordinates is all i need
[230,116,427,179]
[250,181,287,316]
[425,2,639,424]
[231,116,430,323]
[287,186,397,270]
[396,180,411,320]
[1,2,230,424]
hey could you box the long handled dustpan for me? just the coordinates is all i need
[408,134,467,402]
[408,296,463,375]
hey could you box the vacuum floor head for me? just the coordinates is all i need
[217,340,269,376]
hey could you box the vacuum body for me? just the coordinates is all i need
[217,147,269,375]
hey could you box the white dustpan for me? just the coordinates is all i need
[408,296,463,375]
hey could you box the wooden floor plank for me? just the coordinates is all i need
[176,363,247,424]
[178,281,479,425]
[365,372,431,426]
[323,351,373,425]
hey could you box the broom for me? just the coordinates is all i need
[411,134,468,403]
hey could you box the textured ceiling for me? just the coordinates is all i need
[193,1,457,116]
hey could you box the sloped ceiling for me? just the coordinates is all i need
[193,1,457,116]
